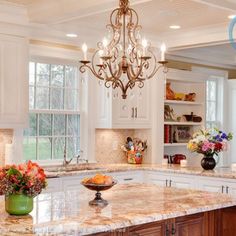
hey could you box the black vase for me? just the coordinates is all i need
[201,155,216,170]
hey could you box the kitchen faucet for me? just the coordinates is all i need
[62,147,73,166]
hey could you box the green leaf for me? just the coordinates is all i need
[7,168,22,178]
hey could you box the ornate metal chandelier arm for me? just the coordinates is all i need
[79,64,105,81]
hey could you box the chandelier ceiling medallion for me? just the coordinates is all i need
[80,0,168,99]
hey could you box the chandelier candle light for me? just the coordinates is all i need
[80,0,168,99]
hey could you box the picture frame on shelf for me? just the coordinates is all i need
[173,126,192,143]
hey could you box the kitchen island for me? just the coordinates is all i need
[0,184,236,236]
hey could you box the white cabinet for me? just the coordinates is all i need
[0,34,28,128]
[197,176,236,195]
[146,171,195,189]
[112,171,144,184]
[95,81,151,129]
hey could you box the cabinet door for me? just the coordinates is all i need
[112,89,135,126]
[129,221,166,236]
[175,213,206,236]
[147,171,170,187]
[170,174,195,190]
[134,84,150,125]
[112,171,144,184]
[0,34,28,127]
[198,177,225,193]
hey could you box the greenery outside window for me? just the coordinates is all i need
[23,61,80,161]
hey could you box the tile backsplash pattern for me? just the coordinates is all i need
[95,129,134,164]
[0,129,13,166]
[95,129,150,164]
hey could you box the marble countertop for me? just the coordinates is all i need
[1,183,236,236]
[45,163,236,180]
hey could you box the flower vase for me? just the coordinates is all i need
[5,194,33,215]
[201,154,216,170]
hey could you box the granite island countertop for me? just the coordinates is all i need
[45,163,236,180]
[1,184,236,236]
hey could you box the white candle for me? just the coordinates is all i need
[180,159,187,167]
[231,163,236,172]
[142,38,148,56]
[103,37,108,56]
[82,43,88,60]
[160,43,166,61]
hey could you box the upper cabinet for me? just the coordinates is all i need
[0,34,28,128]
[95,81,151,129]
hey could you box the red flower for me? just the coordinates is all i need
[215,142,223,151]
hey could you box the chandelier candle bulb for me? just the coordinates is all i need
[161,43,166,61]
[142,39,148,56]
[82,43,88,61]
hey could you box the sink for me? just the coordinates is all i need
[45,166,103,173]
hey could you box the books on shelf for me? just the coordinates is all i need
[164,125,192,144]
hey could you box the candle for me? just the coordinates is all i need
[231,163,236,172]
[180,159,187,167]
[160,43,166,61]
[82,43,88,60]
[103,37,108,56]
[142,38,148,56]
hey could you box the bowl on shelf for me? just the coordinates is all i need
[81,178,117,206]
[183,114,202,122]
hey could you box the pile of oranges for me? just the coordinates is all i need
[82,173,113,185]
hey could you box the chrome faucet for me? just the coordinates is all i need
[75,150,88,164]
[63,147,73,166]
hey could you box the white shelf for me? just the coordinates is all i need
[164,100,203,106]
[164,143,188,147]
[164,121,203,126]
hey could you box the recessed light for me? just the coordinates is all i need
[228,15,236,19]
[169,25,181,29]
[66,33,78,38]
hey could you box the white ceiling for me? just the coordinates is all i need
[168,43,236,68]
[3,0,236,66]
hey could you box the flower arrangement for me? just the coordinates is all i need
[187,128,233,156]
[0,161,47,197]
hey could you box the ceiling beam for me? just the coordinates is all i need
[192,0,236,11]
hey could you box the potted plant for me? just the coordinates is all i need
[0,161,47,215]
[187,128,233,170]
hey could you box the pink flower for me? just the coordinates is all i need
[201,141,215,152]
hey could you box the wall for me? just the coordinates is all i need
[0,129,13,166]
[95,129,151,164]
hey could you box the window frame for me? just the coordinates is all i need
[24,58,82,165]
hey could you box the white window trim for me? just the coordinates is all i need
[23,57,84,166]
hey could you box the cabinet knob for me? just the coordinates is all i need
[165,223,170,236]
[135,107,138,118]
[169,180,172,187]
[166,179,168,187]
[171,223,176,235]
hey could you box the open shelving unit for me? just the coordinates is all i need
[163,69,206,159]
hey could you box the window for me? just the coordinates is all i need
[206,79,218,128]
[23,61,80,161]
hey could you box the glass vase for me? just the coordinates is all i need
[201,154,216,170]
[5,194,33,215]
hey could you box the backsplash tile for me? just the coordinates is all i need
[0,129,13,166]
[95,129,150,164]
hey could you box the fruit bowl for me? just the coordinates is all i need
[81,180,117,206]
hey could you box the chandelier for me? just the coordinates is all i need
[79,0,168,99]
